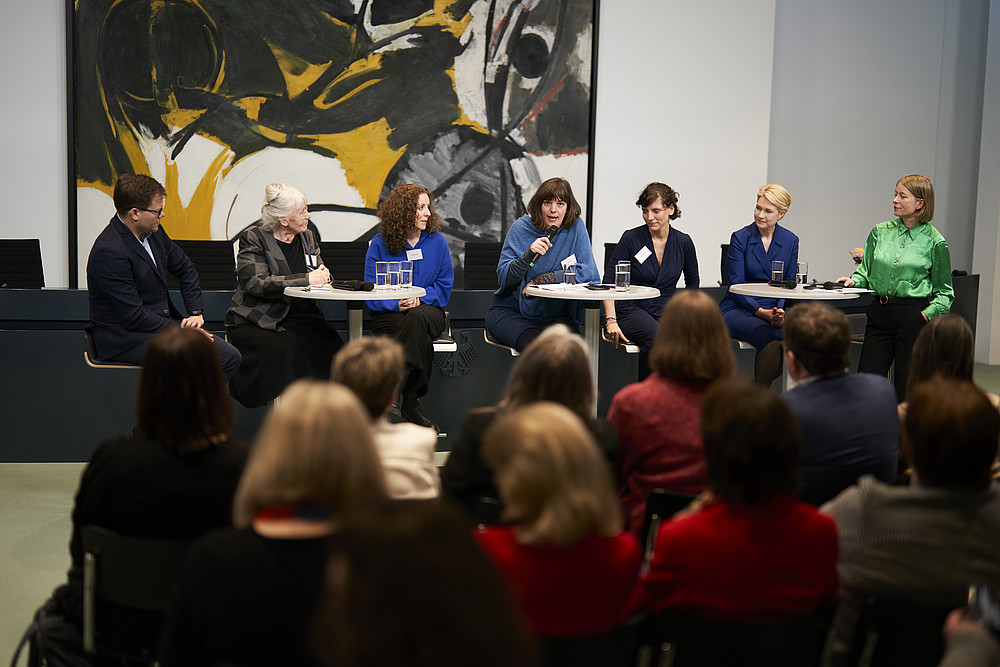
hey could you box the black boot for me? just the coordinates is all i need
[400,393,439,432]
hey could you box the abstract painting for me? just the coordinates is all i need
[70,0,597,286]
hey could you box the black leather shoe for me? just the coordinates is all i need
[400,394,439,432]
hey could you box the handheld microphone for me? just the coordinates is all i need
[822,281,844,290]
[330,279,375,292]
[528,225,560,267]
[768,279,798,289]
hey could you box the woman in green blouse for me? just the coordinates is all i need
[837,174,954,401]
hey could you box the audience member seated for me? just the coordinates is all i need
[441,324,617,519]
[51,327,248,664]
[226,183,344,407]
[822,378,1000,662]
[311,500,540,667]
[474,403,641,637]
[608,289,734,533]
[631,378,838,622]
[331,336,439,499]
[159,381,387,667]
[781,302,899,505]
[939,608,1000,667]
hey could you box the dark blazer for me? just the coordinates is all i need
[718,222,799,314]
[602,224,699,318]
[86,215,203,360]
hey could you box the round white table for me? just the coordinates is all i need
[728,283,869,300]
[284,285,426,341]
[524,284,660,406]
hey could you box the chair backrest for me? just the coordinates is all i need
[321,240,368,282]
[0,238,44,288]
[167,240,237,291]
[603,242,618,276]
[463,241,502,290]
[648,601,836,667]
[847,596,957,667]
[720,244,731,286]
[81,525,192,656]
[540,625,638,667]
[640,489,697,569]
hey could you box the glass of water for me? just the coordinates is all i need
[375,262,389,291]
[771,260,784,283]
[563,263,577,286]
[400,261,413,289]
[388,261,402,290]
[615,261,630,292]
[796,261,809,286]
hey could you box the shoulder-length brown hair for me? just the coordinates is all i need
[906,313,974,397]
[377,184,441,254]
[897,174,935,223]
[233,380,387,527]
[483,402,622,547]
[526,177,582,232]
[649,290,735,383]
[137,327,232,454]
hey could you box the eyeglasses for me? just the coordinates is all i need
[137,208,164,218]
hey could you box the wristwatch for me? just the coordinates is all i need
[188,310,203,316]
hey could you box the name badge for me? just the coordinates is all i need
[561,253,577,269]
[406,249,422,261]
[635,246,652,264]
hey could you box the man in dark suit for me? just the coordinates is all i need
[86,174,241,378]
[781,302,898,505]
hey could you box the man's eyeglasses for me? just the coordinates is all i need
[137,208,164,218]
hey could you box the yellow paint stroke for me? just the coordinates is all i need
[266,41,333,100]
[159,149,233,239]
[304,118,406,205]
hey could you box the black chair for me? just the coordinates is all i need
[639,490,698,569]
[320,240,368,282]
[719,244,730,286]
[167,239,236,290]
[81,525,192,663]
[83,330,141,370]
[0,238,44,288]
[463,241,502,290]
[541,624,640,667]
[604,242,618,276]
[845,596,957,667]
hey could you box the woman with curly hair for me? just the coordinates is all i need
[364,184,454,430]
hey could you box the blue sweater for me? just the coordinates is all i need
[364,231,454,311]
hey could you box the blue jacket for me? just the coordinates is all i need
[719,222,799,314]
[364,231,453,311]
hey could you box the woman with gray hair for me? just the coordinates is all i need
[225,183,344,407]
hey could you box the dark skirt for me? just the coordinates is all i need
[227,317,343,408]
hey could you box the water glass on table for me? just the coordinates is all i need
[375,262,389,291]
[771,260,784,283]
[796,261,809,286]
[563,263,577,286]
[615,261,630,292]
[388,261,402,290]
[400,261,413,289]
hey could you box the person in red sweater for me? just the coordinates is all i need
[475,402,641,637]
[609,289,736,533]
[631,378,838,622]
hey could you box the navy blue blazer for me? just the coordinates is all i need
[719,222,799,314]
[87,215,203,359]
[602,225,699,318]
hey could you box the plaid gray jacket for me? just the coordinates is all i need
[224,224,320,331]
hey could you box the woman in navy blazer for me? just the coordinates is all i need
[719,184,798,387]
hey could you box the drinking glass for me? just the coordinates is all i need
[388,261,402,291]
[400,261,413,289]
[615,261,630,292]
[771,260,784,283]
[375,261,389,291]
[796,261,809,286]
[563,263,577,286]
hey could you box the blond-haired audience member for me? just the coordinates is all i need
[159,380,387,667]
[474,402,640,638]
[331,336,439,498]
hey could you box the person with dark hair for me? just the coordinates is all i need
[602,182,699,373]
[632,378,838,622]
[311,501,540,667]
[781,302,899,505]
[822,378,1000,661]
[486,177,600,351]
[331,336,439,499]
[476,403,640,637]
[441,324,617,518]
[608,290,734,533]
[159,381,388,667]
[364,183,454,430]
[52,327,249,663]
[719,183,799,387]
[226,183,344,408]
[86,173,241,377]
[837,174,954,400]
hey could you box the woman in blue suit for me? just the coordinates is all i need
[719,184,798,387]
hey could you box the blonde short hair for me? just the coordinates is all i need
[757,183,791,215]
[482,402,622,547]
[233,380,386,526]
[330,336,405,420]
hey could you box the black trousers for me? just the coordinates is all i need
[370,304,446,397]
[858,298,928,401]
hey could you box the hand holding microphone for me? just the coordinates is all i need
[528,225,560,267]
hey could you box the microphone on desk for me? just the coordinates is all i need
[768,279,798,289]
[330,279,375,292]
[528,225,561,267]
